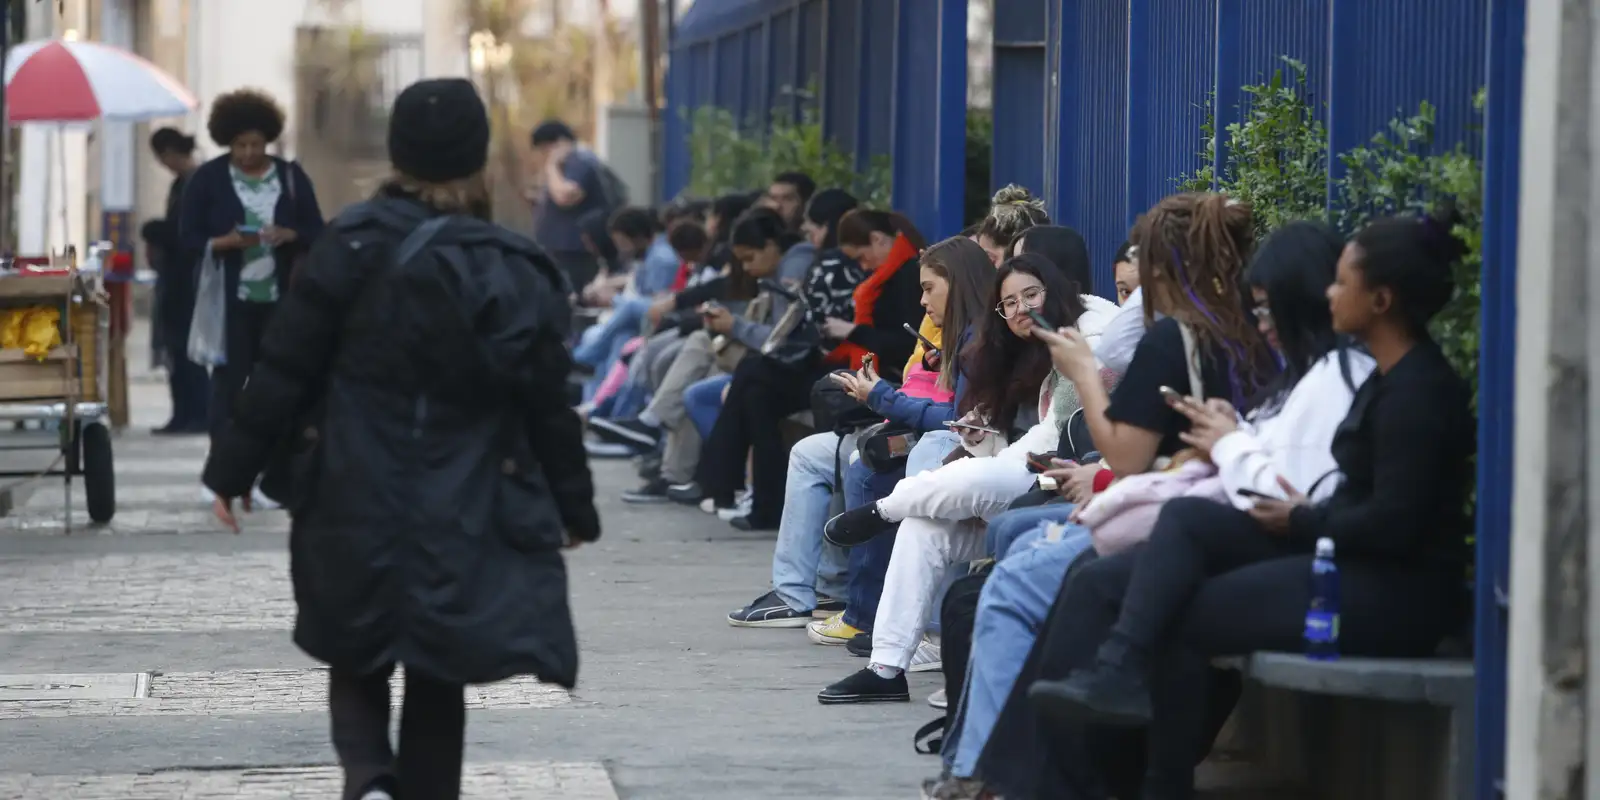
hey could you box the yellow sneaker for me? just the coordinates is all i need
[807,612,862,646]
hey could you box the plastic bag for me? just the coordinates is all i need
[19,307,61,359]
[187,245,228,367]
[0,306,62,360]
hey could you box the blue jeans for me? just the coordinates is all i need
[575,297,649,399]
[573,296,649,367]
[683,373,731,441]
[985,503,1076,561]
[944,517,1092,777]
[842,431,962,631]
[771,432,854,611]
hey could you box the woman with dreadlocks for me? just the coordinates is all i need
[968,192,1279,800]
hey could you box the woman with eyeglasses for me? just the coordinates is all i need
[815,252,1090,704]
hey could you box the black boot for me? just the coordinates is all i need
[1028,664,1152,727]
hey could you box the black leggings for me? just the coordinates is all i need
[695,353,820,525]
[208,299,275,444]
[329,664,467,800]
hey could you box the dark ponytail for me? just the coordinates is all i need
[1349,201,1465,338]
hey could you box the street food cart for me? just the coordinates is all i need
[0,252,114,526]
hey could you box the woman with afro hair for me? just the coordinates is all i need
[179,88,325,463]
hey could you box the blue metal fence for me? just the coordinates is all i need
[664,0,967,239]
[665,5,1521,792]
[998,0,1494,295]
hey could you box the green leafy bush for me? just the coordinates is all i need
[683,99,892,208]
[1178,60,1483,394]
[1176,58,1328,238]
[964,108,995,226]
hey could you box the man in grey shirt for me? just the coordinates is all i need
[530,120,612,290]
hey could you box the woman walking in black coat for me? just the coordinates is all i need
[201,78,599,800]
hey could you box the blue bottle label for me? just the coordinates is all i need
[1304,610,1340,643]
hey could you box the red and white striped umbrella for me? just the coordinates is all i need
[4,38,197,124]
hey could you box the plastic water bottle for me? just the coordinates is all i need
[1304,537,1341,661]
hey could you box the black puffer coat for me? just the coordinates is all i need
[202,192,598,688]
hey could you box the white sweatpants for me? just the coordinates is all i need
[869,455,1040,669]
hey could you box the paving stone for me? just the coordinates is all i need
[0,761,618,799]
[0,668,569,719]
[0,552,294,632]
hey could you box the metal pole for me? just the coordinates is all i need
[0,0,12,254]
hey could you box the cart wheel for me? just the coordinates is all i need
[81,422,115,524]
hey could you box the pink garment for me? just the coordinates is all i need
[1072,459,1228,556]
[591,336,645,406]
[898,360,954,403]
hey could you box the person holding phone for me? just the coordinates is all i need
[816,253,1090,704]
[933,220,1372,798]
[179,89,325,493]
[726,237,990,630]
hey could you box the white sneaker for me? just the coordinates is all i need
[699,497,717,514]
[359,790,393,800]
[716,494,754,521]
[908,637,942,673]
[928,688,948,709]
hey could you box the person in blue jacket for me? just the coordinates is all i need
[726,236,993,629]
[178,88,324,452]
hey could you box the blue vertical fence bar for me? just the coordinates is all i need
[890,0,967,239]
[1476,1,1524,794]
[1212,0,1330,181]
[1052,0,1130,295]
[661,0,961,230]
[1124,0,1215,222]
[990,0,1051,194]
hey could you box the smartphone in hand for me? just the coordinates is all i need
[1026,451,1059,474]
[1236,487,1274,500]
[904,322,938,351]
[1026,309,1052,330]
[1158,385,1185,406]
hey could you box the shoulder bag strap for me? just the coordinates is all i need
[1178,322,1203,399]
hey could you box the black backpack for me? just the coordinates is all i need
[595,160,630,211]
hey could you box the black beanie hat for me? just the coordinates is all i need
[387,78,490,183]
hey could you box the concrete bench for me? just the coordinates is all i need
[1209,653,1474,800]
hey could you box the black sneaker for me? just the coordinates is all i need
[589,416,663,449]
[621,477,671,504]
[823,503,896,547]
[818,668,909,705]
[727,590,812,628]
[728,515,778,532]
[666,482,705,505]
[1027,665,1152,727]
[846,632,872,657]
[814,595,846,619]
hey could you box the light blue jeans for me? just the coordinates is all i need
[772,431,855,611]
[985,503,1076,560]
[945,513,1093,778]
[683,373,732,440]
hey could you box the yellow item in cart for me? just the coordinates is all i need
[0,306,63,360]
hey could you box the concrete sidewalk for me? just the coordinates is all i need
[0,322,946,799]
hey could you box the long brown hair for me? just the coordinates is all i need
[959,253,1085,431]
[919,236,993,390]
[1131,192,1272,403]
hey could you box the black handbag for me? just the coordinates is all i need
[757,279,824,369]
[858,421,916,474]
[809,376,881,434]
